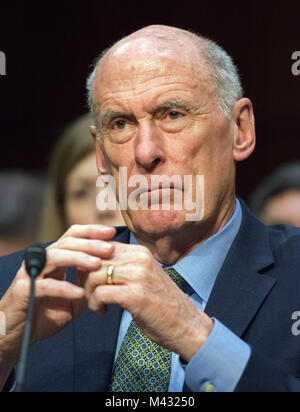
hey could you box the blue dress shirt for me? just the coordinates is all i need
[114,198,251,392]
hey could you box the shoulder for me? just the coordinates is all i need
[239,198,300,265]
[267,224,300,261]
[263,224,300,290]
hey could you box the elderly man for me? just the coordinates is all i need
[0,25,300,393]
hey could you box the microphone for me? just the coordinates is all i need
[15,244,47,392]
[24,244,47,279]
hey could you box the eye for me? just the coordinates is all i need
[167,111,183,120]
[69,189,89,200]
[111,119,127,130]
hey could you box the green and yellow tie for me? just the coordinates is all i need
[108,268,187,392]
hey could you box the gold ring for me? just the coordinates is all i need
[106,265,115,285]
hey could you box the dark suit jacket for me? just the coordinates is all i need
[1,200,300,392]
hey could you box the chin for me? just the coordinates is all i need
[130,209,187,235]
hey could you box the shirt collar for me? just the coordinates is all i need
[130,198,242,304]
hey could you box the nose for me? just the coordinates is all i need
[134,121,165,172]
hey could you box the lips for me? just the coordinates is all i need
[137,181,183,196]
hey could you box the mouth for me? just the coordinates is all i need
[133,182,184,211]
[138,182,182,196]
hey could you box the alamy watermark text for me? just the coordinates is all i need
[291,51,300,76]
[292,311,300,336]
[0,51,6,76]
[96,169,205,222]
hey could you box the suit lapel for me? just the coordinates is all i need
[72,227,130,392]
[205,201,277,337]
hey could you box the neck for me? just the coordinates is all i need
[133,197,237,265]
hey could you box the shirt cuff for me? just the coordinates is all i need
[184,318,251,392]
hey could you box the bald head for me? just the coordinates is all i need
[86,25,243,128]
[105,25,202,59]
[98,26,209,82]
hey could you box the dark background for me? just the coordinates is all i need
[0,0,299,202]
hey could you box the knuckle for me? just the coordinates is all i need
[67,224,81,236]
[86,272,101,292]
[89,288,102,310]
[88,272,98,287]
[136,247,152,264]
[70,224,80,232]
[13,278,28,296]
[57,281,69,294]
[44,248,55,262]
[95,285,103,299]
[57,237,72,249]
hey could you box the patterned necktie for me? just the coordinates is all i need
[108,268,187,392]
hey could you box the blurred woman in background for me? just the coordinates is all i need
[249,162,300,227]
[38,113,124,242]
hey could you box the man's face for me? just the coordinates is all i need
[93,43,236,237]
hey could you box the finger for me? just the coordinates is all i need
[35,278,85,299]
[15,262,67,283]
[89,303,108,316]
[61,225,116,241]
[14,278,85,300]
[84,267,107,299]
[55,238,115,259]
[84,262,121,298]
[88,285,127,313]
[43,248,102,276]
[84,260,147,298]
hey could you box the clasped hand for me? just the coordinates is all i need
[1,224,214,364]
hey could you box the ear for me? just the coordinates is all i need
[231,98,256,162]
[90,126,107,174]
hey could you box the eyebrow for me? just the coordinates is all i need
[100,110,128,128]
[99,99,192,128]
[154,99,192,113]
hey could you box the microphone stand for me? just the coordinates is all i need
[15,245,46,393]
[14,268,38,392]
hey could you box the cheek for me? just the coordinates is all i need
[177,121,234,204]
[102,138,134,170]
[193,119,233,167]
[168,121,230,172]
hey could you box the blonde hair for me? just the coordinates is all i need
[38,113,95,242]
